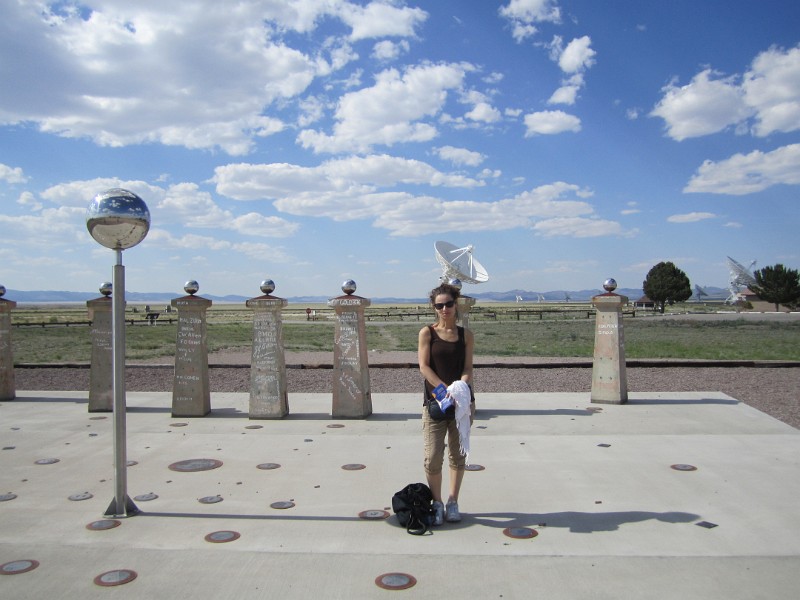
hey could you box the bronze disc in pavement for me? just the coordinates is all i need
[375,572,416,590]
[0,493,17,502]
[671,464,698,471]
[327,424,345,428]
[270,501,295,509]
[257,462,281,470]
[205,530,241,543]
[503,527,538,539]
[168,458,223,472]
[134,492,158,502]
[68,492,93,501]
[198,495,223,504]
[1,560,39,575]
[341,463,365,470]
[245,425,263,429]
[465,464,485,471]
[86,519,121,531]
[34,458,59,465]
[359,510,390,520]
[94,569,137,587]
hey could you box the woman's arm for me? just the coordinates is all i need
[461,327,474,386]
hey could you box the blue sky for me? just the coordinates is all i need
[1,0,799,300]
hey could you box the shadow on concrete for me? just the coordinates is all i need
[466,510,700,533]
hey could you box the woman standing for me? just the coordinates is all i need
[418,283,475,525]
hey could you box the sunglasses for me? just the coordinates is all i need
[433,300,455,310]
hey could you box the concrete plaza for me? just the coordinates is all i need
[1,389,799,598]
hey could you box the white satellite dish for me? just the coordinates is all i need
[726,256,757,288]
[434,241,489,285]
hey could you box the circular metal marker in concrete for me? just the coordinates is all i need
[586,407,603,413]
[134,492,158,502]
[503,527,538,539]
[0,560,39,575]
[244,425,263,429]
[94,569,137,587]
[327,424,345,428]
[89,416,108,420]
[168,458,223,472]
[257,462,281,470]
[34,458,59,465]
[68,492,93,501]
[170,422,188,427]
[270,501,295,509]
[375,572,417,590]
[0,493,17,502]
[465,464,485,471]
[86,519,121,531]
[671,464,698,471]
[205,530,241,543]
[126,460,138,467]
[341,463,366,471]
[359,510,390,520]
[198,495,223,504]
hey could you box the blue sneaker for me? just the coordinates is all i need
[445,501,461,522]
[432,501,444,526]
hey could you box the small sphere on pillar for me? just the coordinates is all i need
[449,278,462,290]
[184,280,199,295]
[99,282,112,297]
[0,285,5,298]
[342,279,357,295]
[260,279,276,295]
[603,278,617,292]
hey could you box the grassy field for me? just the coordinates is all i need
[8,304,800,362]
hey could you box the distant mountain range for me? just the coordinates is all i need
[3,286,729,305]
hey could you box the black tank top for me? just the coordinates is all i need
[423,325,465,404]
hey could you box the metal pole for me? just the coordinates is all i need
[104,249,138,517]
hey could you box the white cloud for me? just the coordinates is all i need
[297,62,470,153]
[532,217,624,238]
[372,40,410,61]
[651,45,800,141]
[213,154,485,202]
[435,146,486,167]
[340,2,428,41]
[548,74,584,105]
[667,212,717,223]
[650,70,750,140]
[558,36,596,74]
[499,0,561,43]
[0,1,428,155]
[523,110,581,136]
[684,144,800,195]
[0,164,27,184]
[465,102,502,123]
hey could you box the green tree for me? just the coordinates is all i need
[750,264,800,312]
[642,261,692,313]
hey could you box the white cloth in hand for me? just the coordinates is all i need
[447,380,472,463]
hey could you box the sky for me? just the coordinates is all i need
[1,0,799,300]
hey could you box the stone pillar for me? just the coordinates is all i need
[328,280,372,418]
[246,280,289,419]
[87,285,114,412]
[0,286,17,401]
[591,279,628,405]
[171,281,212,417]
[458,295,476,329]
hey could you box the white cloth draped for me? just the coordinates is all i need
[447,380,472,463]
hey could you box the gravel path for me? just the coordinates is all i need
[14,350,800,430]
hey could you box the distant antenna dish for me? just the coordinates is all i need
[564,291,571,302]
[694,284,709,299]
[434,241,489,285]
[726,256,757,288]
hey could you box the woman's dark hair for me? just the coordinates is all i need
[428,283,461,306]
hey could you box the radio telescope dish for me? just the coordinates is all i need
[434,241,489,285]
[726,256,757,288]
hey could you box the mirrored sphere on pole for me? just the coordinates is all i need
[260,279,276,295]
[342,279,357,295]
[86,189,150,250]
[603,278,618,292]
[449,278,462,290]
[184,280,199,295]
[100,282,112,297]
[0,285,5,298]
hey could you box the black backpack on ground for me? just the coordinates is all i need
[392,482,434,535]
